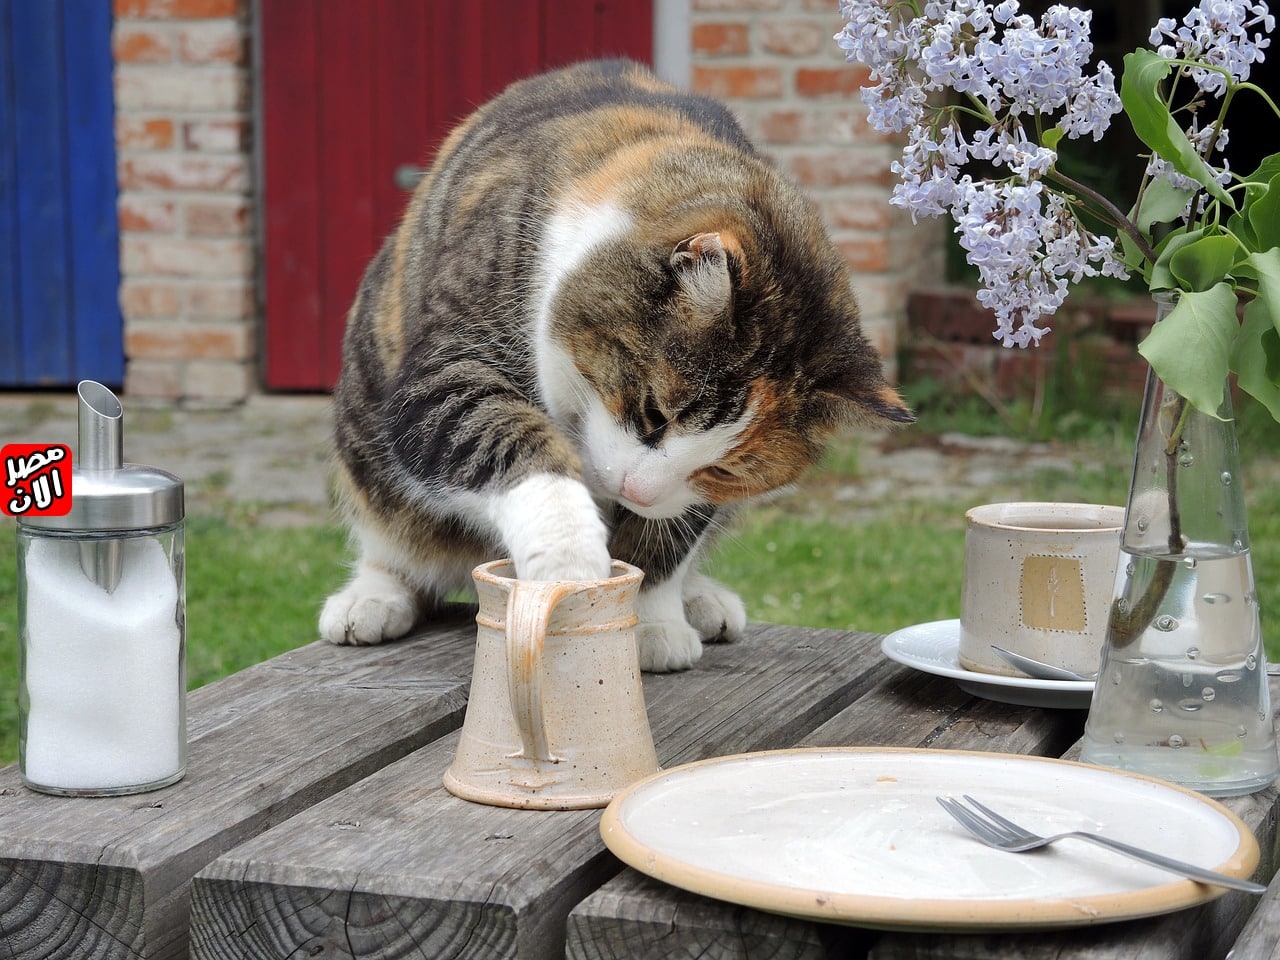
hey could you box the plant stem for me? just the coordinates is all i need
[1107,392,1188,648]
[1237,81,1280,119]
[1050,169,1159,264]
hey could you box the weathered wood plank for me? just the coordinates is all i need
[868,874,1273,960]
[1225,875,1280,958]
[0,611,478,960]
[564,667,1088,959]
[566,871,876,960]
[187,625,887,960]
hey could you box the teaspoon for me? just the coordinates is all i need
[990,645,1095,682]
[990,644,1280,682]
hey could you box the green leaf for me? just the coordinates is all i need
[1042,126,1064,150]
[1244,247,1280,336]
[1139,283,1239,416]
[1245,152,1280,185]
[1168,235,1240,291]
[1247,173,1280,249]
[1120,50,1234,209]
[1150,228,1205,290]
[1136,176,1196,231]
[1231,300,1280,423]
[1227,210,1259,250]
[1118,228,1149,277]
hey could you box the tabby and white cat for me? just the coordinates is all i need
[319,59,912,671]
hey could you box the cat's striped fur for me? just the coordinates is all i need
[321,60,912,671]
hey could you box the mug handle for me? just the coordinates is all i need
[505,580,575,764]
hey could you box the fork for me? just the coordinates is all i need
[937,794,1265,894]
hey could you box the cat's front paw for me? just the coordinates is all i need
[518,541,612,582]
[636,619,704,672]
[682,572,746,642]
[319,567,420,645]
[494,474,612,581]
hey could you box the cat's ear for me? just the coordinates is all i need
[671,232,732,314]
[823,380,916,427]
[859,384,916,424]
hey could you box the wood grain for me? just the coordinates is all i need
[0,611,477,959]
[187,625,888,960]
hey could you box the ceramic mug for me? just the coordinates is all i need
[444,558,659,810]
[958,502,1124,678]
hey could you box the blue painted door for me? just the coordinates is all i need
[0,0,122,388]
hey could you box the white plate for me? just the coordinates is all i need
[881,619,1094,709]
[600,747,1259,932]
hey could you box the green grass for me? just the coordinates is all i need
[183,515,350,688]
[708,498,967,633]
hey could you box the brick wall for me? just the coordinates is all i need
[113,0,255,406]
[108,1,937,403]
[688,0,944,381]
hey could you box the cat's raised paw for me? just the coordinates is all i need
[682,572,746,642]
[636,619,703,672]
[319,569,419,646]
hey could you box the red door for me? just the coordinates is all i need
[260,1,654,391]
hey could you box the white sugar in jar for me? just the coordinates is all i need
[16,382,185,796]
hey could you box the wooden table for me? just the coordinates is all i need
[1,613,1277,959]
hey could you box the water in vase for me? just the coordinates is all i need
[1081,544,1279,796]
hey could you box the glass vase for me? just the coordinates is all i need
[1080,296,1278,796]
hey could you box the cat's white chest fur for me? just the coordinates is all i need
[532,198,632,422]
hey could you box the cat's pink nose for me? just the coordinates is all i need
[620,474,657,507]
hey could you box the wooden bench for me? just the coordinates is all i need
[0,616,1276,959]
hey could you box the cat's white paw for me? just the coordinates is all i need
[683,572,746,642]
[635,574,703,671]
[491,473,612,581]
[320,567,420,645]
[636,619,704,672]
[518,541,612,582]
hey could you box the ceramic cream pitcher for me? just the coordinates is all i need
[444,559,659,809]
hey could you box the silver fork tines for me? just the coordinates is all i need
[936,794,1265,894]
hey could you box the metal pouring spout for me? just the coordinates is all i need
[77,381,124,593]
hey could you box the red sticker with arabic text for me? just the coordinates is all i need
[3,444,73,517]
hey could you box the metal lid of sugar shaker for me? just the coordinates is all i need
[17,380,185,533]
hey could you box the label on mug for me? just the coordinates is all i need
[1019,555,1088,633]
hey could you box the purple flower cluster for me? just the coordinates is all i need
[836,0,1128,346]
[1150,1,1274,96]
[835,0,1272,349]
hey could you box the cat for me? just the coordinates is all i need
[319,59,913,672]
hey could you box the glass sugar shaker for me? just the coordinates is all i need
[16,381,186,796]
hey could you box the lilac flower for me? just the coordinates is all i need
[951,179,1124,346]
[1060,62,1122,140]
[890,123,971,220]
[985,8,1095,115]
[918,2,1000,100]
[837,1,1126,344]
[835,0,1271,357]
[1150,0,1274,94]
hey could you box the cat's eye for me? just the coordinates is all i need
[642,397,669,432]
[703,465,736,482]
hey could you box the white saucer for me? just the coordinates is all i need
[881,619,1094,709]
